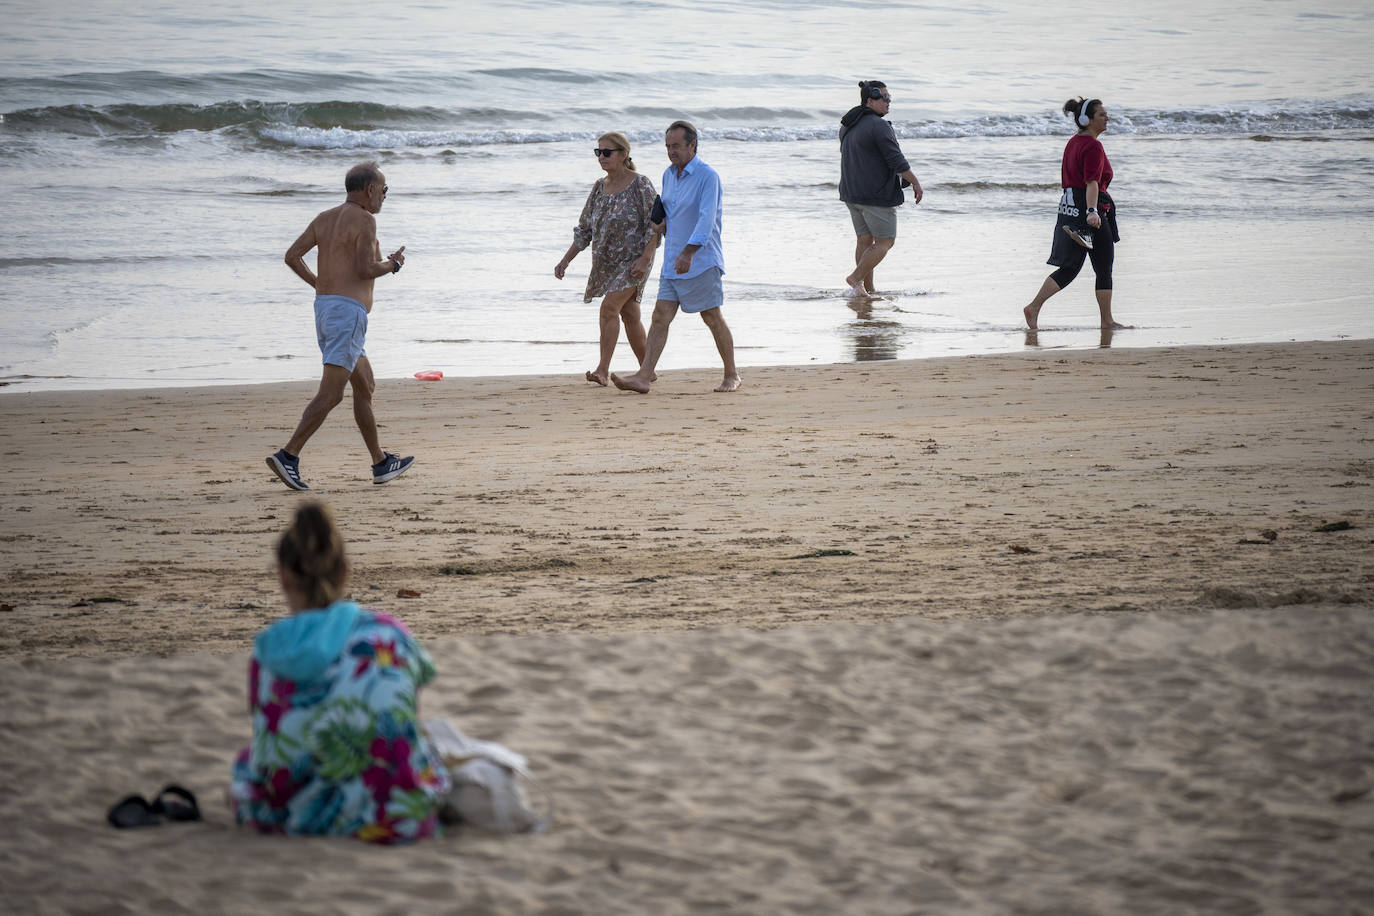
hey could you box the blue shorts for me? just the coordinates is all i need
[656,268,724,314]
[313,295,368,371]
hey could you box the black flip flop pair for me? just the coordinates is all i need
[107,784,201,829]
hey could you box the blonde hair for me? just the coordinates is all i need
[276,501,348,610]
[598,131,636,171]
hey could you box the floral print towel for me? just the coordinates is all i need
[230,609,449,843]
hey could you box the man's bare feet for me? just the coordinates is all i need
[715,375,742,393]
[611,372,651,394]
[585,369,608,387]
[1023,304,1039,330]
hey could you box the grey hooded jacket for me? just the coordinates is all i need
[838,105,910,207]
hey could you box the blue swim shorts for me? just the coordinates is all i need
[656,267,724,314]
[313,295,368,371]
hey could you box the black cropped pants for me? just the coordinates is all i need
[1050,225,1113,291]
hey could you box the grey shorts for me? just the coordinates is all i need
[314,295,368,371]
[846,202,898,240]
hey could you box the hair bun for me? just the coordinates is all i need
[277,501,348,610]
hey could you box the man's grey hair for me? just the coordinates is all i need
[665,120,698,147]
[345,161,383,192]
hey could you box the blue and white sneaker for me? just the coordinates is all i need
[266,449,309,491]
[372,452,415,484]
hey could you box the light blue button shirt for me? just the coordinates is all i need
[660,155,724,280]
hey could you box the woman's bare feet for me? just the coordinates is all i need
[1023,304,1040,330]
[585,370,608,387]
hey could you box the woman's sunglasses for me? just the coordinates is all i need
[592,148,622,158]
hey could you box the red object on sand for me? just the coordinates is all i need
[413,370,444,381]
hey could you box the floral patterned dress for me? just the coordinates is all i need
[230,601,450,843]
[572,172,658,302]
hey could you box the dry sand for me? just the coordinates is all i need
[1,340,1372,913]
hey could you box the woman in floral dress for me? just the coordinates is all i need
[230,502,449,843]
[554,130,659,386]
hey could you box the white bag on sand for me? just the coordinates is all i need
[423,718,551,834]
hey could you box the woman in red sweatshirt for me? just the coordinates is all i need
[1023,96,1126,332]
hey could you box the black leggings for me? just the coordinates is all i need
[1050,225,1113,290]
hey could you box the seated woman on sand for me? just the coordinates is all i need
[554,130,659,386]
[229,502,449,843]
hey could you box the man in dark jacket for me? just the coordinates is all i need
[839,80,923,297]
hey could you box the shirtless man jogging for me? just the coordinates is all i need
[266,161,414,491]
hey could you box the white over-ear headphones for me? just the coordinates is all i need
[1077,98,1093,127]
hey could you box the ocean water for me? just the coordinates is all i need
[2,0,1373,390]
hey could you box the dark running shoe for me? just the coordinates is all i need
[266,449,309,491]
[372,452,415,484]
[1062,225,1094,250]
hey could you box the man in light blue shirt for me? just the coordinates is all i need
[613,121,740,393]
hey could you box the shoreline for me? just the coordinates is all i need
[4,330,1372,395]
[6,326,1374,395]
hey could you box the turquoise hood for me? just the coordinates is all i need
[254,600,363,682]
